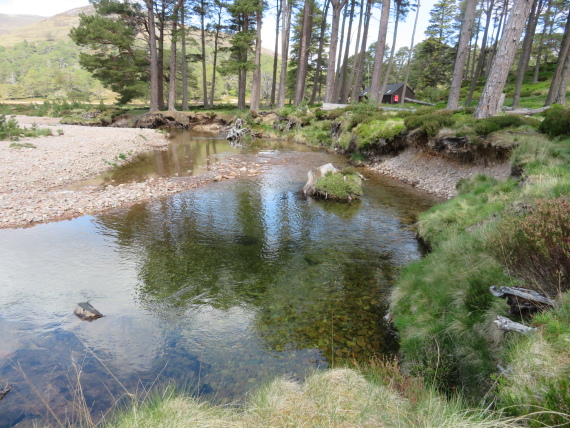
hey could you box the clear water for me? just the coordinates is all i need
[0,133,439,426]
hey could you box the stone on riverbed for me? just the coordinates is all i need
[303,164,363,201]
[74,302,104,321]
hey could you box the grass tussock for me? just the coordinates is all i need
[108,368,523,428]
[391,131,570,400]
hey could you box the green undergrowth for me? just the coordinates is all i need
[106,367,524,428]
[0,114,53,140]
[390,130,570,409]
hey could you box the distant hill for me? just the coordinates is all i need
[0,6,94,46]
[0,13,46,35]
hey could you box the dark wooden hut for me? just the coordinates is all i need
[358,84,416,104]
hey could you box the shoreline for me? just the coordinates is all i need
[367,148,511,199]
[0,117,275,229]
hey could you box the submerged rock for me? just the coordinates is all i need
[74,302,104,321]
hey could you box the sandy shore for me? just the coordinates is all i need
[369,148,511,199]
[0,117,273,229]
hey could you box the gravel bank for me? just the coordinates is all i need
[369,148,511,199]
[0,117,274,229]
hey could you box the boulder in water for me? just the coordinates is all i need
[74,302,104,321]
[303,164,363,202]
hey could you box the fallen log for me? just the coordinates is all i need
[490,285,557,314]
[502,106,550,116]
[494,315,536,334]
[404,97,435,106]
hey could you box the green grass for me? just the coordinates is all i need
[314,168,363,200]
[106,367,525,428]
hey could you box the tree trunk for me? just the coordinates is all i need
[486,0,509,77]
[447,0,478,110]
[512,0,541,108]
[379,2,401,105]
[338,0,356,103]
[250,1,263,111]
[277,0,292,108]
[200,0,209,108]
[474,0,534,118]
[310,0,331,104]
[294,0,314,105]
[271,0,281,107]
[181,3,188,111]
[210,5,223,108]
[168,0,183,111]
[533,0,551,84]
[146,0,160,111]
[238,14,249,110]
[555,52,570,105]
[545,10,570,106]
[333,2,349,102]
[469,10,482,80]
[466,0,494,106]
[324,0,349,103]
[352,0,372,101]
[369,0,391,104]
[344,0,364,103]
[400,0,420,106]
[157,1,166,110]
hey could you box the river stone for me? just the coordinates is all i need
[302,163,338,197]
[74,302,104,321]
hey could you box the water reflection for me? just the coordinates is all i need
[0,144,440,426]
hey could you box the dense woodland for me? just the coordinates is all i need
[0,0,568,116]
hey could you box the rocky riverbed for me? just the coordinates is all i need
[369,148,511,199]
[0,117,276,229]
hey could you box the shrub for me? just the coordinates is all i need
[539,105,570,137]
[486,197,570,297]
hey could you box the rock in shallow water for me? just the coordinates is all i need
[74,302,104,321]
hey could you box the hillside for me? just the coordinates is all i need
[0,13,46,35]
[0,6,94,46]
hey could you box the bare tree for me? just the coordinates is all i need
[369,0,391,104]
[447,0,478,110]
[474,0,535,118]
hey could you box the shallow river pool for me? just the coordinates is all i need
[0,133,439,426]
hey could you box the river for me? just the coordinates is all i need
[0,132,439,426]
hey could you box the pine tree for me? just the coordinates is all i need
[219,0,262,109]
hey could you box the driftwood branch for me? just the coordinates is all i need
[502,106,550,116]
[494,315,537,334]
[226,118,249,142]
[490,286,556,307]
[404,97,435,106]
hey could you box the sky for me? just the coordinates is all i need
[0,0,437,53]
